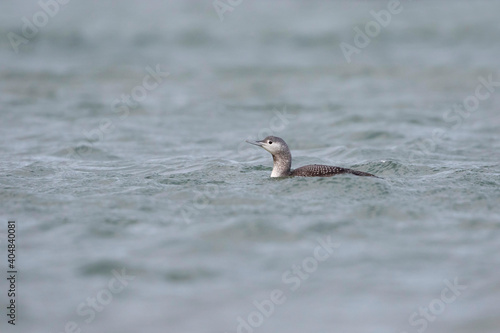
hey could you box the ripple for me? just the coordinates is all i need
[54,145,119,160]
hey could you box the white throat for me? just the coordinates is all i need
[271,167,283,178]
[269,153,292,177]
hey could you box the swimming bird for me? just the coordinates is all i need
[246,136,377,178]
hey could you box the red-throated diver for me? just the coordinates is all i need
[246,136,378,178]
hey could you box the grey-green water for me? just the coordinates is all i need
[1,1,499,332]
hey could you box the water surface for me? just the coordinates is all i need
[1,1,499,332]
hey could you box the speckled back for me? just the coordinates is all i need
[291,164,376,177]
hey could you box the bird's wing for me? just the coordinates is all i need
[291,164,377,177]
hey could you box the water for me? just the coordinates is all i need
[1,1,499,332]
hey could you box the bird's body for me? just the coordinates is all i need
[246,136,378,178]
[291,164,376,177]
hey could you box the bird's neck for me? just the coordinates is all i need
[271,151,292,177]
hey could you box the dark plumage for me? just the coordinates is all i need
[291,164,376,177]
[246,136,378,178]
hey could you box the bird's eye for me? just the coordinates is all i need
[268,141,272,144]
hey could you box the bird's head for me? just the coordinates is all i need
[245,136,289,156]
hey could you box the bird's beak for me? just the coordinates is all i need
[245,139,264,147]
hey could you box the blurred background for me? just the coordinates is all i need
[1,1,499,333]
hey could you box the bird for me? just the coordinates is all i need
[246,136,378,178]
